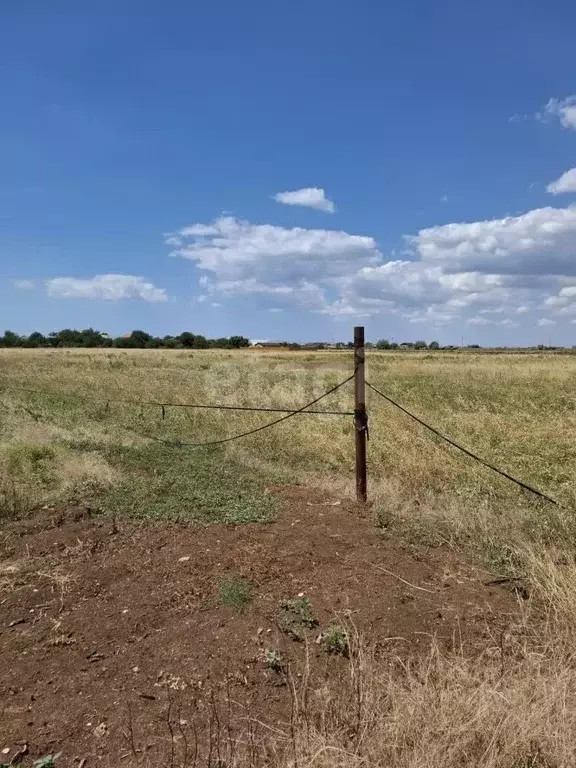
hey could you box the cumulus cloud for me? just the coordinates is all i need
[539,96,576,130]
[14,279,34,290]
[538,318,556,327]
[273,187,335,213]
[167,201,576,328]
[338,261,506,320]
[547,168,576,195]
[410,206,576,276]
[168,216,378,306]
[46,274,168,302]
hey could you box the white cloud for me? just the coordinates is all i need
[168,203,576,328]
[47,274,167,302]
[273,187,335,213]
[441,194,449,203]
[467,316,519,328]
[211,302,222,307]
[547,168,576,195]
[169,216,378,309]
[538,318,556,327]
[539,96,576,130]
[269,308,283,313]
[14,279,34,290]
[410,206,576,276]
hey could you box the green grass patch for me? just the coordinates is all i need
[100,443,276,524]
[322,625,349,656]
[280,596,318,629]
[219,573,253,611]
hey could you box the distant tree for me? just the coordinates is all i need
[228,335,250,349]
[414,340,428,350]
[429,340,440,350]
[80,328,106,347]
[162,336,179,349]
[129,330,152,348]
[389,341,399,350]
[193,334,209,349]
[112,336,130,348]
[376,339,391,350]
[23,331,47,348]
[1,330,23,348]
[178,332,196,348]
[57,329,84,347]
[210,337,230,349]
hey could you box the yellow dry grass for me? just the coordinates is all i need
[2,347,576,765]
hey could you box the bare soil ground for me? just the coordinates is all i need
[0,487,519,767]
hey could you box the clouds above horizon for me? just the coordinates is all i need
[167,200,576,327]
[168,215,378,304]
[410,206,576,276]
[46,274,168,302]
[273,187,335,213]
[30,91,576,334]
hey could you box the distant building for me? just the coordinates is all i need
[250,340,285,348]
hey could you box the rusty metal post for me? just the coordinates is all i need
[354,326,367,503]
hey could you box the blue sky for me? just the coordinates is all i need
[2,0,576,344]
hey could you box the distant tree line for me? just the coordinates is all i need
[0,329,496,351]
[0,328,251,350]
[375,339,482,350]
[376,339,441,350]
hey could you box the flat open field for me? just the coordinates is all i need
[2,349,576,766]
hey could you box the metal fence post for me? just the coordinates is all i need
[354,326,367,503]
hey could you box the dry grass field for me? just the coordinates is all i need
[2,347,576,766]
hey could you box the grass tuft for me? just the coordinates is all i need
[218,573,252,611]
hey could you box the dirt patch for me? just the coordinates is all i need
[0,486,519,766]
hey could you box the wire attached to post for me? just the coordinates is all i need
[366,380,561,507]
[122,370,357,448]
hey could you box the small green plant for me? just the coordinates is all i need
[323,626,349,656]
[280,596,318,628]
[219,573,252,612]
[264,648,283,671]
[6,443,56,486]
[33,754,62,768]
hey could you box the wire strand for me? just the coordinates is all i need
[122,371,356,448]
[0,383,353,416]
[366,381,560,507]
